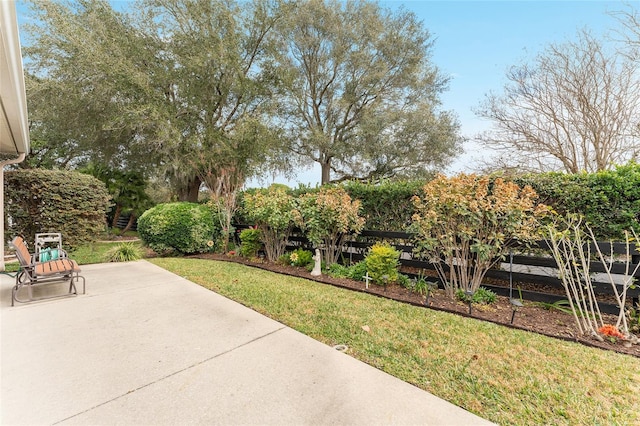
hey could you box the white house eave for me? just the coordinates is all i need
[0,0,30,156]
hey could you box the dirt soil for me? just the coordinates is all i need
[191,254,640,358]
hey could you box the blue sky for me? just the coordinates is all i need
[15,0,630,186]
[392,0,624,175]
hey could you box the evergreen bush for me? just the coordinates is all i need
[364,242,401,285]
[137,202,220,255]
[239,228,262,258]
[4,169,111,249]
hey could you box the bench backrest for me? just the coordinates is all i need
[10,236,32,267]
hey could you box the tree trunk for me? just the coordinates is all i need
[121,213,137,234]
[177,175,202,202]
[111,204,122,228]
[321,161,331,185]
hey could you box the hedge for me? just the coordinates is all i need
[515,163,640,239]
[4,169,111,249]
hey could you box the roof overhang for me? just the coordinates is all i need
[0,1,30,157]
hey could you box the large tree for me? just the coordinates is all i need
[476,30,640,174]
[275,0,461,184]
[23,0,288,200]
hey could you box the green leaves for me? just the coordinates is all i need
[364,243,401,285]
[137,202,221,254]
[4,169,111,249]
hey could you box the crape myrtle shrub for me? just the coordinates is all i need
[4,169,111,249]
[514,163,640,240]
[137,202,222,255]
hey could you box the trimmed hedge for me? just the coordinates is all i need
[515,163,640,239]
[4,169,111,249]
[137,202,221,255]
[236,164,640,240]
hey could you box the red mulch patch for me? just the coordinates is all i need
[190,253,640,358]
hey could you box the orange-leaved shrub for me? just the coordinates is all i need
[411,173,549,298]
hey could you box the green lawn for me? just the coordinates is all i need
[150,257,640,426]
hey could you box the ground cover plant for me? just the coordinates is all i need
[150,257,640,426]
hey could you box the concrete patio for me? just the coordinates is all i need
[1,260,494,425]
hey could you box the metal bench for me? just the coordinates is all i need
[8,236,85,306]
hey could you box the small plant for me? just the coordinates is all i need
[347,261,368,281]
[598,324,625,340]
[239,228,262,258]
[327,263,351,278]
[289,248,313,267]
[396,273,411,288]
[455,287,497,304]
[626,307,640,334]
[364,242,400,286]
[103,242,143,262]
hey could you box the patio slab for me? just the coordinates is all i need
[1,260,494,425]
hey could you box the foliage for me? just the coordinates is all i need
[326,261,368,282]
[239,228,262,258]
[242,187,296,261]
[103,242,144,262]
[23,0,289,202]
[364,242,401,285]
[137,202,220,255]
[627,306,640,334]
[294,186,366,265]
[347,261,368,282]
[411,173,548,298]
[289,248,314,268]
[275,0,461,183]
[4,169,111,249]
[455,287,497,304]
[341,180,426,231]
[515,163,640,240]
[476,29,640,174]
[81,164,152,233]
[327,263,351,279]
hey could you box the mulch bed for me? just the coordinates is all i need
[190,253,640,358]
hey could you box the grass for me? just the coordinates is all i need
[149,257,640,426]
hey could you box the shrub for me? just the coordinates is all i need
[239,228,262,258]
[295,186,366,266]
[341,180,426,231]
[103,242,143,262]
[364,242,401,285]
[137,202,220,255]
[242,187,296,261]
[4,169,111,249]
[289,248,313,267]
[412,174,548,299]
[327,262,351,279]
[347,261,368,281]
[455,287,497,304]
[514,162,640,240]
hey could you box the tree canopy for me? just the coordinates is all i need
[23,0,461,193]
[275,0,462,184]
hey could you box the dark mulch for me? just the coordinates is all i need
[190,253,640,358]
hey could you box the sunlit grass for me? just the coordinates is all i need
[150,257,640,426]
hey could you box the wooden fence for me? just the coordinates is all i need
[236,226,640,314]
